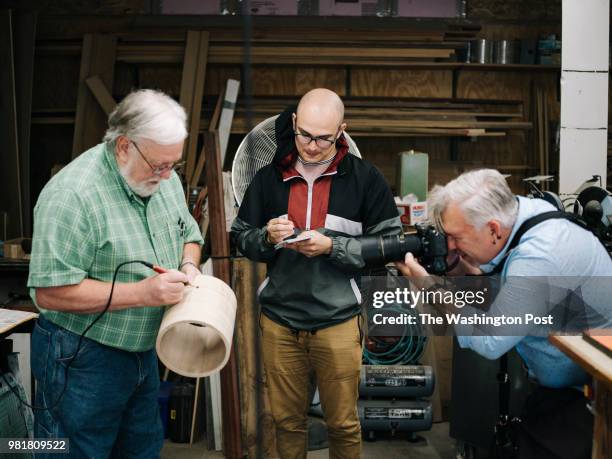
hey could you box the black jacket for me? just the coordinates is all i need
[231,109,401,330]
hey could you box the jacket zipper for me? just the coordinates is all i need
[284,171,338,230]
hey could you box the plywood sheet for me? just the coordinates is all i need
[351,69,453,98]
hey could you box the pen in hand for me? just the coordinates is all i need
[151,265,198,288]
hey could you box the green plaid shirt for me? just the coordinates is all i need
[28,142,204,351]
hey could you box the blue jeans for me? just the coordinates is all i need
[31,315,163,459]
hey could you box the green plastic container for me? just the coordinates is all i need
[397,151,429,202]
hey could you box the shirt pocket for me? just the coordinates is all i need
[157,219,183,269]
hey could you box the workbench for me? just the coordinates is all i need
[550,334,612,459]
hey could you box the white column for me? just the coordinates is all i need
[559,0,609,194]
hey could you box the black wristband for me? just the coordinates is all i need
[179,261,199,270]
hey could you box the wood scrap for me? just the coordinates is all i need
[85,75,117,115]
[72,34,116,158]
[179,30,210,183]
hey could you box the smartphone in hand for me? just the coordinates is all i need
[274,233,312,250]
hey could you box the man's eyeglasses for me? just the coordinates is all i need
[131,141,185,176]
[294,128,340,149]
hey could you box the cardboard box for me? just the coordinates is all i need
[2,238,31,260]
[397,202,428,226]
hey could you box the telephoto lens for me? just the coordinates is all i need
[360,224,448,274]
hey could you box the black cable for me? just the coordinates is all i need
[209,255,245,260]
[0,260,152,411]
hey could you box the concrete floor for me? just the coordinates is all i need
[161,422,456,459]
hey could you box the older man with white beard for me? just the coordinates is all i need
[27,89,203,458]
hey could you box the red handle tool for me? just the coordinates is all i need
[151,265,196,288]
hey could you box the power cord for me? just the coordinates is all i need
[0,260,155,411]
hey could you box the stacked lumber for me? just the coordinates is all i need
[32,97,529,138]
[214,97,528,137]
[37,24,480,66]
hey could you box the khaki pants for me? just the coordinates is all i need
[261,314,363,459]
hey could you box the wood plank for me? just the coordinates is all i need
[189,376,209,446]
[348,131,506,138]
[231,116,529,131]
[35,15,479,39]
[208,45,454,59]
[40,41,561,71]
[203,131,242,458]
[351,69,453,98]
[180,31,210,183]
[209,91,224,131]
[189,377,201,445]
[233,259,278,458]
[346,119,530,129]
[456,70,531,102]
[190,85,223,189]
[137,64,182,97]
[0,9,23,239]
[549,335,612,388]
[232,107,521,119]
[85,75,117,115]
[13,9,37,237]
[71,34,117,158]
[218,79,240,165]
[190,145,207,190]
[251,67,346,97]
[205,65,241,96]
[179,32,200,125]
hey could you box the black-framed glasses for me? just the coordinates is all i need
[131,141,185,176]
[294,128,341,149]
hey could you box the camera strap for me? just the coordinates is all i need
[486,211,589,277]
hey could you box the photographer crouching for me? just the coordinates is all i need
[395,169,612,459]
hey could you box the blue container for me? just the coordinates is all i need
[158,381,175,438]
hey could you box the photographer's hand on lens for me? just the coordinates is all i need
[266,218,295,244]
[287,230,332,257]
[395,252,428,278]
[140,269,187,306]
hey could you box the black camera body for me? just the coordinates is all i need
[361,223,448,274]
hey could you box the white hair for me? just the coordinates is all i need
[429,169,518,231]
[103,89,188,145]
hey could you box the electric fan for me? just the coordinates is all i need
[231,115,362,206]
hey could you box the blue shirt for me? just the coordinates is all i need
[457,196,612,388]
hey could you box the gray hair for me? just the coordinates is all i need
[429,169,518,231]
[103,89,188,145]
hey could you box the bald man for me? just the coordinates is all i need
[232,89,402,459]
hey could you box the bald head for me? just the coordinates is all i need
[296,88,344,127]
[292,88,347,163]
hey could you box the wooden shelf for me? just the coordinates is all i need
[35,42,561,70]
[32,95,531,138]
